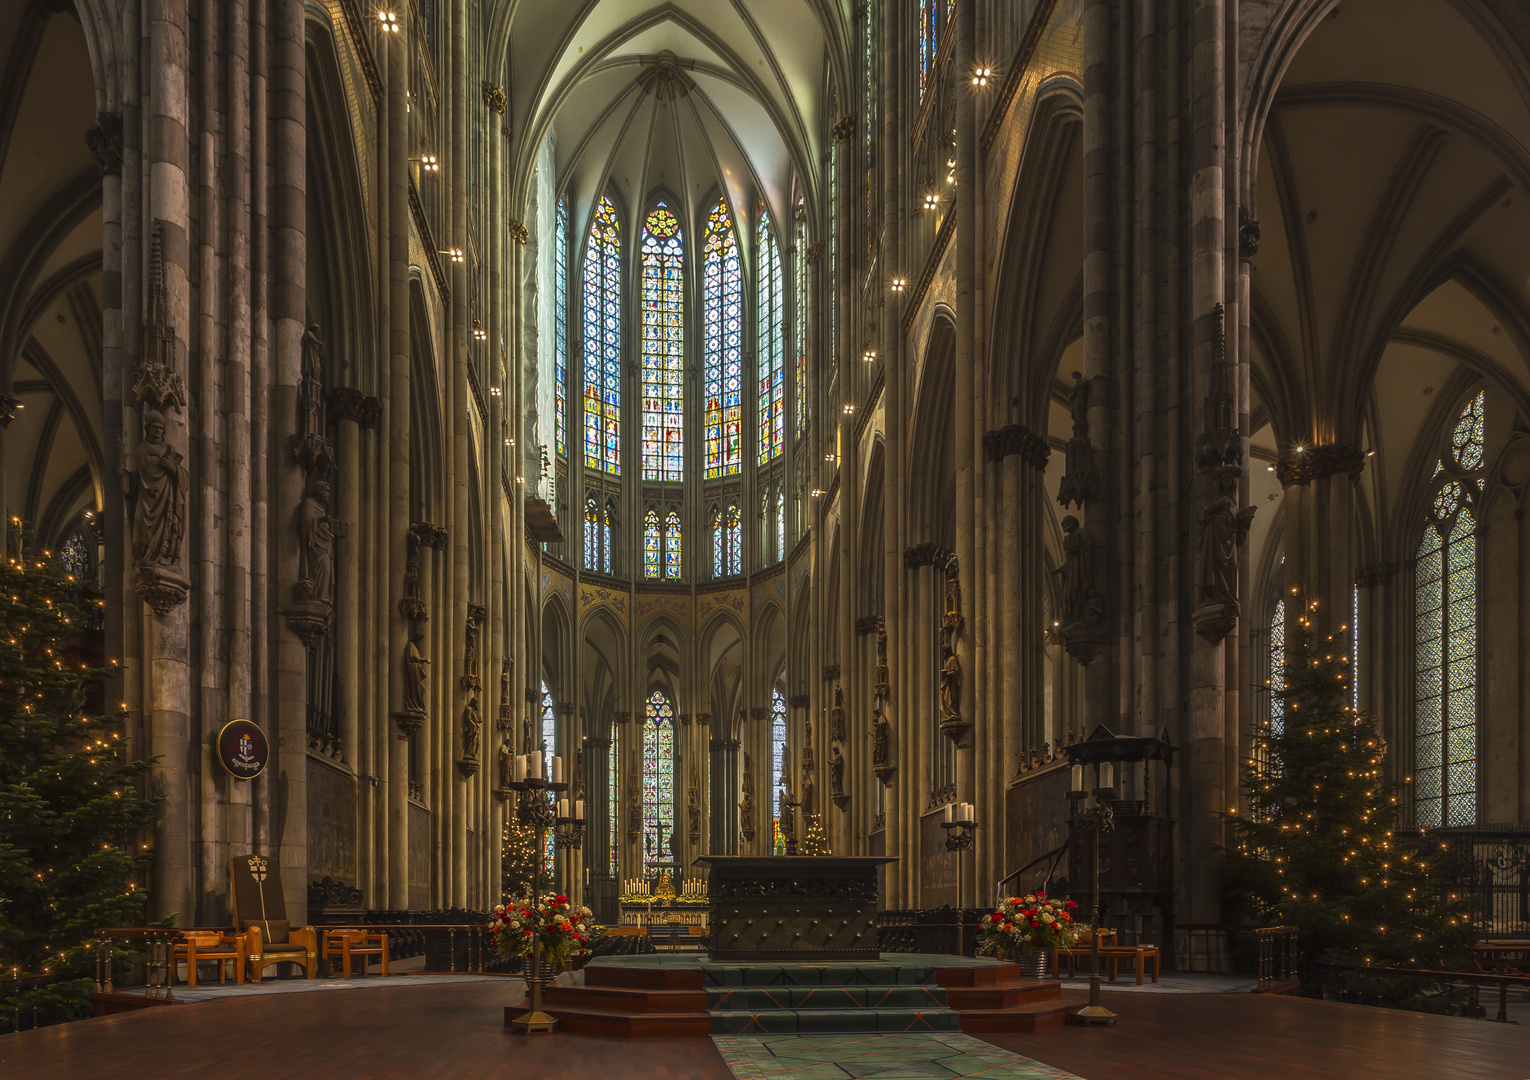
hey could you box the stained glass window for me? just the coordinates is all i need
[863,1,879,261]
[541,682,558,866]
[642,690,675,875]
[641,203,685,482]
[770,687,787,852]
[644,508,661,579]
[584,496,609,573]
[794,200,808,439]
[776,489,785,563]
[828,137,839,385]
[1415,391,1483,829]
[919,0,938,94]
[1268,597,1286,740]
[610,720,620,875]
[701,200,743,478]
[583,197,622,473]
[555,196,569,457]
[758,207,785,465]
[664,510,682,580]
[1351,584,1360,713]
[712,505,741,577]
[61,531,90,581]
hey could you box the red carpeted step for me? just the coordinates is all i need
[544,983,710,1014]
[949,999,1079,1033]
[939,978,1066,1011]
[504,998,712,1037]
[582,964,705,991]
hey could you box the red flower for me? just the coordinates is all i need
[1030,920,1040,928]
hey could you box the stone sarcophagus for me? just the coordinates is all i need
[696,856,897,962]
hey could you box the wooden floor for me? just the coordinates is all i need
[1,979,1523,1079]
[989,990,1526,1080]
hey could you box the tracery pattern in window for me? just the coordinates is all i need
[664,510,682,580]
[584,495,613,573]
[794,200,808,439]
[644,509,661,579]
[776,489,785,563]
[583,197,622,473]
[609,721,620,875]
[702,199,742,478]
[1268,597,1286,740]
[1415,390,1483,829]
[555,195,569,457]
[712,505,742,577]
[919,0,938,94]
[757,206,784,465]
[641,203,685,482]
[542,682,557,866]
[61,532,91,581]
[642,690,675,875]
[770,686,787,853]
[863,1,879,261]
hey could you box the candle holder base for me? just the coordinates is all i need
[1071,999,1117,1025]
[506,1008,560,1034]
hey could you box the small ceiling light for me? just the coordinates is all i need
[810,488,824,498]
[891,278,907,292]
[473,319,487,341]
[863,348,877,363]
[825,453,836,463]
[378,10,400,31]
[842,404,855,415]
[441,248,464,263]
[1296,445,1305,453]
[923,190,941,211]
[515,475,526,485]
[972,67,992,87]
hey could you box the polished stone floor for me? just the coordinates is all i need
[714,1033,1081,1080]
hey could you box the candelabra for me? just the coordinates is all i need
[506,770,564,1035]
[939,802,977,912]
[1068,769,1117,1026]
[781,792,801,855]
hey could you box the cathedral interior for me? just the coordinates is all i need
[2,0,1529,1076]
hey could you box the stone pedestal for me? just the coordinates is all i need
[696,856,897,962]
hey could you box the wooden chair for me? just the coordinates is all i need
[171,931,245,988]
[1051,927,1118,978]
[1098,943,1161,985]
[229,854,318,983]
[322,928,389,979]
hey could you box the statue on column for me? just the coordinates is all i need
[1058,371,1094,509]
[120,409,187,569]
[874,623,889,698]
[940,554,963,636]
[739,753,756,843]
[626,776,641,841]
[461,695,482,760]
[1193,464,1257,642]
[829,744,845,799]
[402,628,429,714]
[778,787,794,839]
[297,477,334,603]
[939,645,962,720]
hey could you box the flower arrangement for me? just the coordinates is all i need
[491,893,595,968]
[981,892,1080,956]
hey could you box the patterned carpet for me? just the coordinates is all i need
[713,1034,1084,1080]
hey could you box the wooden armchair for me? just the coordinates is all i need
[171,930,245,988]
[1052,927,1118,978]
[230,854,318,982]
[322,928,389,979]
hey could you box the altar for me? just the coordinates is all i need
[696,855,896,962]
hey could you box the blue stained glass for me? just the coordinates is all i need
[61,532,90,580]
[776,490,785,563]
[664,510,682,580]
[610,721,620,875]
[770,687,787,848]
[644,509,661,580]
[542,682,557,867]
[712,505,741,576]
[758,206,785,465]
[643,691,675,875]
[794,200,809,439]
[584,197,621,474]
[555,196,569,457]
[584,497,601,572]
[642,204,685,482]
[703,199,743,477]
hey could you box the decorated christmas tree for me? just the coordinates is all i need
[501,817,549,898]
[798,814,832,856]
[0,535,159,1031]
[1225,589,1477,1004]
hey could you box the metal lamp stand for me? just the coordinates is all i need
[1068,785,1116,1026]
[941,818,977,953]
[506,775,565,1034]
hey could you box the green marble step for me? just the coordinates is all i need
[708,984,949,1011]
[700,962,938,988]
[709,1006,963,1035]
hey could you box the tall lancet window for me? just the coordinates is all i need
[642,691,676,874]
[703,199,742,478]
[541,682,557,866]
[643,508,661,580]
[664,510,682,580]
[583,196,622,473]
[793,199,809,439]
[712,504,741,577]
[757,205,784,464]
[770,686,787,852]
[609,720,621,875]
[919,0,938,93]
[1415,390,1484,829]
[555,195,569,457]
[584,496,612,574]
[641,203,685,482]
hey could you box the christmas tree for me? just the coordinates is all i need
[0,535,159,1031]
[501,817,549,898]
[798,814,832,856]
[1225,589,1477,1005]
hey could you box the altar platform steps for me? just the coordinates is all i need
[515,954,1077,1037]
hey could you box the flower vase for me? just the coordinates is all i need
[1015,947,1048,979]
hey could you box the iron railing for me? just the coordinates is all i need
[1311,961,1529,1022]
[1424,829,1530,941]
[1255,926,1299,990]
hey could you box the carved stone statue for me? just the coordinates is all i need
[627,777,641,841]
[687,770,701,843]
[1058,371,1094,509]
[403,547,423,605]
[402,628,429,714]
[829,744,845,797]
[778,788,794,838]
[874,625,889,696]
[463,619,479,677]
[1196,467,1257,607]
[739,753,756,842]
[1054,515,1099,630]
[119,409,187,568]
[298,477,334,602]
[301,324,327,439]
[461,696,482,760]
[834,684,843,709]
[872,711,891,769]
[801,765,816,817]
[498,744,512,788]
[939,646,962,720]
[941,554,962,636]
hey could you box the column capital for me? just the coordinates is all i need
[614,710,633,724]
[787,694,810,710]
[821,664,840,681]
[1275,443,1366,487]
[696,711,712,726]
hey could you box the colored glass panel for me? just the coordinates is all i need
[758,207,785,464]
[919,0,937,93]
[641,204,685,482]
[584,496,602,572]
[703,199,743,478]
[644,509,660,580]
[794,201,808,439]
[555,196,569,456]
[583,197,622,473]
[770,686,787,849]
[610,721,620,875]
[1268,597,1286,740]
[776,490,785,563]
[642,691,675,875]
[542,682,557,866]
[664,510,682,580]
[61,532,90,580]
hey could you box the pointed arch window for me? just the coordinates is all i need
[770,687,788,852]
[1268,596,1287,740]
[644,508,661,580]
[555,195,569,457]
[757,206,785,464]
[61,531,92,582]
[583,197,621,473]
[794,200,809,440]
[641,203,685,482]
[712,504,741,577]
[642,690,676,875]
[664,510,682,580]
[703,199,743,478]
[776,489,786,563]
[609,719,621,875]
[1415,390,1484,829]
[584,495,613,573]
[541,682,558,866]
[919,0,938,94]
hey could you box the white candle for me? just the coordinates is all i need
[942,804,952,823]
[558,798,569,818]
[575,799,585,820]
[1101,762,1114,790]
[1071,764,1084,792]
[529,752,542,779]
[552,756,563,784]
[514,755,526,782]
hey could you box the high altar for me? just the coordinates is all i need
[696,856,897,962]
